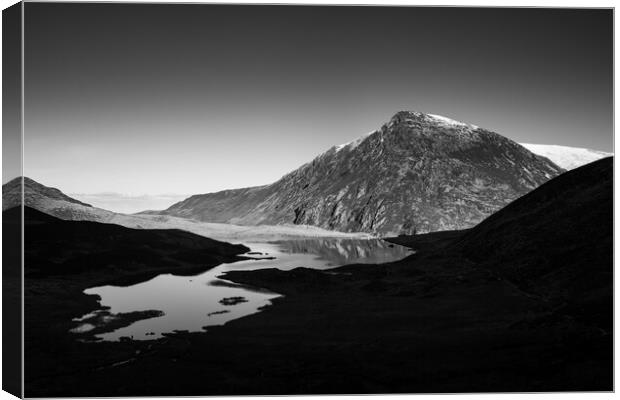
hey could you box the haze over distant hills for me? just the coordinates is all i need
[160,111,564,235]
[2,177,371,242]
[7,111,612,237]
[3,177,92,211]
[14,140,607,216]
[67,192,190,215]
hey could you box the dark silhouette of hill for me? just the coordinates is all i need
[20,205,252,395]
[17,205,249,283]
[388,157,613,328]
[456,157,613,328]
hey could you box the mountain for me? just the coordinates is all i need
[162,111,564,235]
[3,177,92,209]
[2,177,371,241]
[3,176,115,221]
[520,143,612,170]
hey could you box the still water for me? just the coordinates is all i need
[72,239,411,341]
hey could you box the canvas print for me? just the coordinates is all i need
[2,2,614,397]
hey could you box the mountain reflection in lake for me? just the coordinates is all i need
[73,239,409,341]
[275,238,412,267]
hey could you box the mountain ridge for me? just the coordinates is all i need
[2,177,372,241]
[161,111,564,235]
[3,176,93,210]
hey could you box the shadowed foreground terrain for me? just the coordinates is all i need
[24,158,612,396]
[18,206,249,394]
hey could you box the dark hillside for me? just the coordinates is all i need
[20,206,249,283]
[455,157,613,327]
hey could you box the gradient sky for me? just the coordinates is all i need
[23,4,613,199]
[3,2,21,184]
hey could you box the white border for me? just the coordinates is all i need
[0,1,616,400]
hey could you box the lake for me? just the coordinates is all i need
[71,238,411,341]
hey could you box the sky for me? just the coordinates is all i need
[3,2,21,184]
[21,4,613,212]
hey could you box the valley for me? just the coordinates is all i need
[6,112,613,396]
[18,157,613,396]
[9,4,613,397]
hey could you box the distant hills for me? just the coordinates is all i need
[1,177,370,241]
[5,111,611,237]
[3,176,115,222]
[160,111,564,235]
[3,177,92,210]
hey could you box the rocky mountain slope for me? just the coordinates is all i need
[163,111,564,235]
[2,177,370,241]
[3,176,114,221]
[3,177,92,210]
[520,143,612,170]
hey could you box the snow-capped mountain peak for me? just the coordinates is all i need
[520,143,613,170]
[330,111,481,156]
[162,111,564,235]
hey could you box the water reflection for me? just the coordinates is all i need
[72,239,409,341]
[275,238,411,267]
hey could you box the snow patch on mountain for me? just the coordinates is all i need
[332,113,481,155]
[162,110,564,235]
[520,143,613,170]
[427,113,479,129]
[334,131,376,153]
